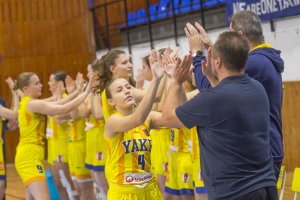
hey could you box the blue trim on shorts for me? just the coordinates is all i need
[85,163,94,170]
[165,187,194,196]
[0,175,6,180]
[93,165,105,172]
[196,187,207,194]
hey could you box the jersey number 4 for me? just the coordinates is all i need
[138,154,145,170]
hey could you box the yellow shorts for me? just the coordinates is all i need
[150,128,170,176]
[47,138,68,165]
[192,155,206,194]
[85,123,106,172]
[165,152,194,196]
[68,139,91,180]
[108,179,162,200]
[0,144,5,180]
[15,144,46,186]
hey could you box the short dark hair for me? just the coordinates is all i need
[230,11,264,44]
[213,31,249,72]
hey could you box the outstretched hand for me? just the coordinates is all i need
[194,22,213,49]
[65,75,76,94]
[136,68,145,89]
[5,77,15,91]
[173,54,193,84]
[149,50,165,80]
[184,23,203,54]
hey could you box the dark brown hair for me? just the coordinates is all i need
[213,31,249,72]
[52,71,67,88]
[142,48,166,69]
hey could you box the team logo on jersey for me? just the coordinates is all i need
[57,155,64,163]
[36,165,44,173]
[124,173,152,184]
[96,152,104,160]
[182,173,190,183]
[170,129,175,142]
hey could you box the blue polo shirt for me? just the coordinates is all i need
[176,74,276,199]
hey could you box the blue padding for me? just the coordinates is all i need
[192,0,200,10]
[136,9,147,24]
[127,12,136,26]
[180,0,192,13]
[196,186,207,194]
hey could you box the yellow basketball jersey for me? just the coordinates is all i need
[0,117,5,144]
[68,118,86,142]
[18,96,46,146]
[190,127,200,159]
[105,119,153,186]
[85,115,104,131]
[47,116,69,140]
[169,127,190,153]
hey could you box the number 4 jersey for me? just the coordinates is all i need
[105,120,153,187]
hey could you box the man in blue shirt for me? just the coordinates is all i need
[190,11,284,180]
[162,31,277,199]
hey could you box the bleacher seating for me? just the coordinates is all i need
[126,0,225,26]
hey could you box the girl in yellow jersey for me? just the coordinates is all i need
[15,72,95,200]
[85,61,109,199]
[65,75,95,200]
[47,71,76,200]
[0,78,19,200]
[104,50,166,199]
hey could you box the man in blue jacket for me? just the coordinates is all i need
[188,11,284,181]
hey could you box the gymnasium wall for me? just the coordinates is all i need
[0,0,96,163]
[97,14,300,170]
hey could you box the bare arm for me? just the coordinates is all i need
[106,50,165,137]
[162,55,193,128]
[91,93,104,120]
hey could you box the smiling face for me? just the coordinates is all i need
[110,54,133,79]
[106,78,136,113]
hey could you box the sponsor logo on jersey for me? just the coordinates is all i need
[124,173,152,184]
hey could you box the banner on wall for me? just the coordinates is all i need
[226,0,300,21]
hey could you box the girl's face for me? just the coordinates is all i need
[110,54,133,79]
[27,75,43,98]
[108,78,136,111]
[141,60,153,81]
[48,74,57,94]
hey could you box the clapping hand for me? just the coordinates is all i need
[149,50,165,80]
[65,75,76,94]
[5,77,15,91]
[173,54,193,84]
[136,68,145,89]
[194,22,213,49]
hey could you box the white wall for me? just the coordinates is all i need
[96,14,300,82]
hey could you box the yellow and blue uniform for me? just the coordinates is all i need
[165,127,194,195]
[0,117,6,180]
[105,117,162,200]
[190,127,206,194]
[47,116,69,164]
[85,116,106,171]
[150,128,170,176]
[15,96,47,186]
[67,117,90,179]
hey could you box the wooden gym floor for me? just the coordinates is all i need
[4,164,295,200]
